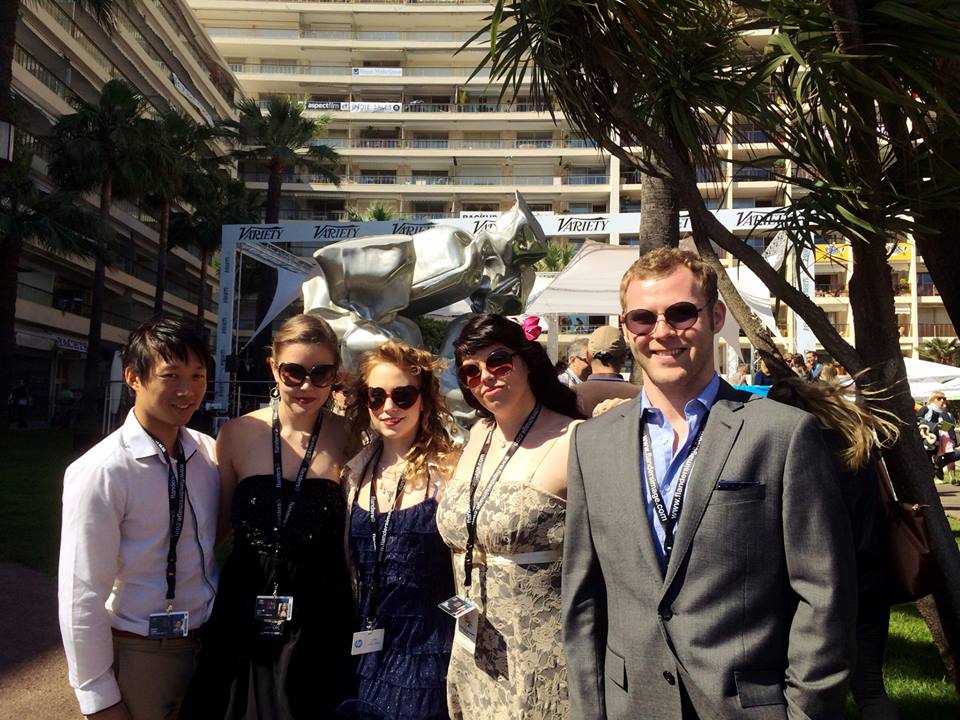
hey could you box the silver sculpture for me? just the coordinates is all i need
[302,193,548,422]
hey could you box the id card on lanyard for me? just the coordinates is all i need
[144,430,190,639]
[352,445,405,655]
[256,397,323,635]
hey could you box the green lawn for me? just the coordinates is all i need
[1,429,958,714]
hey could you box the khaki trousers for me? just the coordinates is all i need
[111,632,199,720]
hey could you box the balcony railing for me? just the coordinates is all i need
[733,166,776,181]
[18,282,145,332]
[815,284,848,297]
[242,173,603,187]
[210,27,478,42]
[14,45,74,103]
[14,129,53,162]
[733,128,773,144]
[280,210,349,221]
[918,284,940,296]
[234,64,493,78]
[28,0,118,77]
[919,323,957,338]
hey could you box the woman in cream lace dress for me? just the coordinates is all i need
[436,314,583,719]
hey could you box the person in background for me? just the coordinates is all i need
[729,363,750,386]
[339,341,460,720]
[58,318,218,720]
[752,357,774,386]
[11,379,30,428]
[820,363,838,383]
[558,338,591,388]
[574,325,639,418]
[806,350,824,380]
[768,376,901,720]
[789,353,809,379]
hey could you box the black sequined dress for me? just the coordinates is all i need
[180,475,355,719]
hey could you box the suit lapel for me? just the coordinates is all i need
[660,395,744,595]
[618,400,664,578]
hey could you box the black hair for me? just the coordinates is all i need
[453,313,583,420]
[122,317,213,381]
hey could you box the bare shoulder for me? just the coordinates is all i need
[219,409,270,447]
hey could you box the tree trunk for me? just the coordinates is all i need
[638,172,679,254]
[77,175,111,439]
[631,171,680,383]
[0,239,21,429]
[196,246,208,334]
[152,196,171,316]
[689,228,792,379]
[0,0,18,171]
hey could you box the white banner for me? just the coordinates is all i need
[352,67,402,77]
[348,101,402,113]
[305,101,343,111]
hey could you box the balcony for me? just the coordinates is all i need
[733,166,776,181]
[733,128,773,145]
[233,64,494,79]
[815,284,848,297]
[279,210,349,221]
[209,28,477,42]
[919,323,957,338]
[14,45,75,104]
[241,173,608,189]
[918,284,940,297]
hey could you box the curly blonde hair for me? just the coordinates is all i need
[349,341,456,487]
[768,376,900,471]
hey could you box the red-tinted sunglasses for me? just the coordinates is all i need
[277,361,337,388]
[621,302,707,336]
[457,349,518,389]
[365,385,420,411]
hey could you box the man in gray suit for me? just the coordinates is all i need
[563,248,856,720]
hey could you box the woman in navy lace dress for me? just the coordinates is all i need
[338,341,460,720]
[180,314,355,719]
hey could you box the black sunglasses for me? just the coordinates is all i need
[457,349,518,389]
[277,361,337,389]
[621,302,707,336]
[365,385,421,411]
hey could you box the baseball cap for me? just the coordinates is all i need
[588,325,626,359]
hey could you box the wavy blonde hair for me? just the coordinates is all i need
[768,376,900,471]
[349,341,456,487]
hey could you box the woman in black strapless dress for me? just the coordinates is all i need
[180,314,356,719]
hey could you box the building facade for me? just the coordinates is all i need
[12,0,238,423]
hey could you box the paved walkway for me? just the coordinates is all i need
[938,481,960,521]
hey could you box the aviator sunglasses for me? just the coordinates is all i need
[277,361,337,388]
[457,349,519,389]
[621,302,708,336]
[365,385,421,411]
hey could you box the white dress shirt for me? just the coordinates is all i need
[58,410,219,715]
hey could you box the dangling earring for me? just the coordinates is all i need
[270,385,280,399]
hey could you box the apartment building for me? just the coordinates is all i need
[189,0,954,362]
[12,0,238,421]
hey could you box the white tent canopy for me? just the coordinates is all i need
[905,357,960,400]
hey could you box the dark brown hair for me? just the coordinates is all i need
[123,317,212,381]
[453,313,582,420]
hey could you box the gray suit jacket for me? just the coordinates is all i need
[563,381,856,720]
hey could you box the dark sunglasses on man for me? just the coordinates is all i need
[621,302,708,336]
[277,361,337,389]
[364,385,421,411]
[457,349,519,389]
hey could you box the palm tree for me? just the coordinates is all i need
[170,173,262,332]
[144,108,231,314]
[0,150,99,424]
[534,240,575,272]
[0,1,116,169]
[49,78,149,431]
[229,96,340,367]
[230,96,340,224]
[346,203,397,222]
[921,338,960,367]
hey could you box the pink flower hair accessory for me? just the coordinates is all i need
[519,316,543,341]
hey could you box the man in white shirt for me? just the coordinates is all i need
[59,318,220,720]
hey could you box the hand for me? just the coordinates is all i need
[592,397,629,417]
[86,702,131,720]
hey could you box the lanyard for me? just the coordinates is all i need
[362,444,406,629]
[463,403,541,587]
[151,435,187,603]
[642,413,708,567]
[271,397,323,557]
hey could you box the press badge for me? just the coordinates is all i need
[351,628,385,655]
[255,595,294,635]
[148,611,189,639]
[438,595,477,619]
[456,609,479,651]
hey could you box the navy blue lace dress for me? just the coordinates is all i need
[338,497,456,720]
[180,475,355,719]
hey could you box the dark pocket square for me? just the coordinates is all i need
[716,480,762,490]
